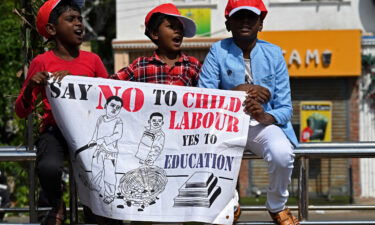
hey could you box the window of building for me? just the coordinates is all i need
[173,0,212,3]
[269,0,350,4]
[172,0,217,8]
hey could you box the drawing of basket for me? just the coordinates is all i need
[118,165,167,208]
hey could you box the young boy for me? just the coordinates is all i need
[112,3,200,86]
[112,3,201,224]
[14,0,109,224]
[136,112,165,166]
[90,96,123,205]
[198,0,300,224]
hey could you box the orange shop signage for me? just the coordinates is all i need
[259,30,361,77]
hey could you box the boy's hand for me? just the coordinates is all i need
[145,158,154,166]
[22,71,50,106]
[27,71,50,88]
[51,70,70,82]
[232,84,270,104]
[243,98,275,125]
[96,138,106,146]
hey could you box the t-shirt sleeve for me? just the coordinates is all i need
[198,45,220,89]
[14,58,44,118]
[94,54,109,78]
[112,58,138,80]
[190,56,202,87]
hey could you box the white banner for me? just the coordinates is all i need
[46,76,249,224]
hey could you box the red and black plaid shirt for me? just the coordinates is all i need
[112,52,201,86]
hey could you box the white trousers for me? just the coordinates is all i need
[245,124,295,213]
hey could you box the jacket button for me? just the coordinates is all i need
[227,70,232,76]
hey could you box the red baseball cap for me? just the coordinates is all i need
[225,0,268,20]
[36,0,85,39]
[145,3,197,38]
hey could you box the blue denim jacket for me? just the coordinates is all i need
[198,38,298,147]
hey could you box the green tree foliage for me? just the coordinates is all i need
[0,0,116,209]
[85,0,116,73]
[0,0,43,145]
[0,0,43,208]
[0,1,23,144]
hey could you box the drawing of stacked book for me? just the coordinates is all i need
[173,171,221,208]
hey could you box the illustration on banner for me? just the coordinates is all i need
[174,171,221,208]
[116,112,167,211]
[75,108,168,211]
[135,112,166,165]
[78,95,124,205]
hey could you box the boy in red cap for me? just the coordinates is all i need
[112,3,201,87]
[112,3,200,225]
[14,0,115,224]
[198,0,300,224]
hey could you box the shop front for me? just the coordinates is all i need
[253,29,362,199]
[112,29,363,198]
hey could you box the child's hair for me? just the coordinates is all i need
[149,112,164,120]
[145,13,176,44]
[48,0,81,25]
[106,96,123,107]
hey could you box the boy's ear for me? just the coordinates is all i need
[258,19,264,32]
[225,20,231,32]
[45,23,57,37]
[149,30,159,42]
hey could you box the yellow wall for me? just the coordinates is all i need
[259,30,362,77]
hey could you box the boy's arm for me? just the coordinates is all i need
[198,45,220,89]
[265,49,293,125]
[189,56,202,87]
[103,119,123,145]
[111,58,138,80]
[15,71,71,118]
[147,133,165,162]
[15,60,47,118]
[90,117,101,143]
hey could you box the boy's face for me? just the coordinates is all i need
[149,116,164,129]
[105,99,122,118]
[152,17,184,53]
[226,10,262,42]
[50,8,84,46]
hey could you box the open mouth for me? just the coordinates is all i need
[172,36,182,45]
[74,29,84,38]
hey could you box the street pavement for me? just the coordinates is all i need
[238,209,375,222]
[2,210,375,224]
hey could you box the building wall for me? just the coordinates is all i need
[246,78,358,197]
[114,0,371,200]
[263,0,375,34]
[115,0,375,41]
[359,38,375,198]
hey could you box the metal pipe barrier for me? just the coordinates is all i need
[0,146,37,223]
[242,142,375,225]
[1,142,375,224]
[0,146,36,162]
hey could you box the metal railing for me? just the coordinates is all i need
[0,146,37,223]
[241,142,375,225]
[0,146,36,162]
[1,142,375,224]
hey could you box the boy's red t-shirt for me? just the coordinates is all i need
[15,50,108,130]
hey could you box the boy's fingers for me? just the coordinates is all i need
[52,71,69,82]
[257,93,268,103]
